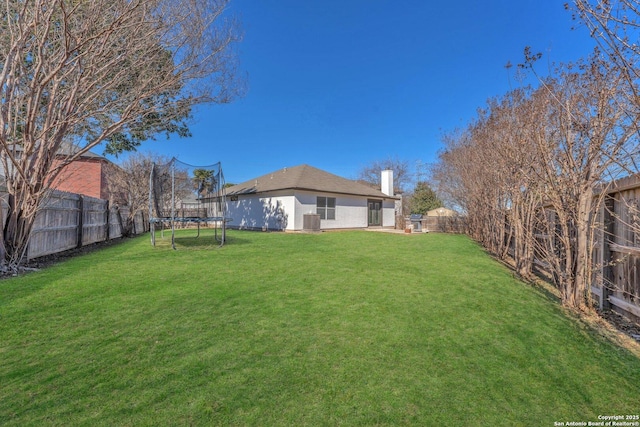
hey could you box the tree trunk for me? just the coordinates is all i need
[571,188,594,310]
[0,202,7,269]
[3,193,38,269]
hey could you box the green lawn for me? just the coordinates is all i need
[1,230,639,426]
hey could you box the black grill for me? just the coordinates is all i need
[410,214,422,231]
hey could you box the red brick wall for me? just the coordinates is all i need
[51,159,107,199]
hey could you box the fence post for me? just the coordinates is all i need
[116,206,125,237]
[601,196,614,311]
[105,200,110,241]
[76,195,84,249]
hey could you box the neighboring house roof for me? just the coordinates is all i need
[5,142,107,160]
[56,143,108,161]
[226,164,398,199]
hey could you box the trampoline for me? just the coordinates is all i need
[149,158,231,249]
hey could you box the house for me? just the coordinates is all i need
[426,207,457,217]
[225,165,399,231]
[0,144,116,201]
[49,150,113,200]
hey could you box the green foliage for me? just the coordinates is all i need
[103,94,193,156]
[193,169,215,180]
[411,181,443,214]
[192,168,217,195]
[0,231,638,425]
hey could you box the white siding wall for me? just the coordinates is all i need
[226,192,296,231]
[228,190,397,231]
[293,192,315,230]
[383,199,395,227]
[331,195,368,228]
[296,191,388,230]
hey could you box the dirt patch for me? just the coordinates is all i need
[597,309,640,342]
[564,306,640,358]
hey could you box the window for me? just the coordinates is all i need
[317,197,336,220]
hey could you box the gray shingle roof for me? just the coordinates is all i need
[226,164,397,199]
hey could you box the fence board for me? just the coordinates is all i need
[404,216,467,233]
[0,190,147,260]
[501,178,640,322]
[28,192,82,258]
[82,196,108,246]
[522,177,640,322]
[601,184,640,319]
[109,207,124,239]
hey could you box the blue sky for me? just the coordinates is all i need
[126,0,597,187]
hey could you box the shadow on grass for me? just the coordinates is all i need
[154,229,252,250]
[529,267,562,304]
[489,252,562,306]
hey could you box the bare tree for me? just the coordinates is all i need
[527,55,638,309]
[0,0,242,269]
[433,122,507,255]
[571,1,640,103]
[483,87,545,277]
[357,157,412,193]
[569,1,640,309]
[433,51,639,311]
[105,152,171,236]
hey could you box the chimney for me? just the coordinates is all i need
[381,169,393,196]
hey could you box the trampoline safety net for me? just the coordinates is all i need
[149,158,231,249]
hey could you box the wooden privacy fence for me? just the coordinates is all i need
[404,216,467,233]
[522,175,640,322]
[2,190,148,260]
[590,175,640,322]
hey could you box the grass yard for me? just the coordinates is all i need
[1,230,639,426]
